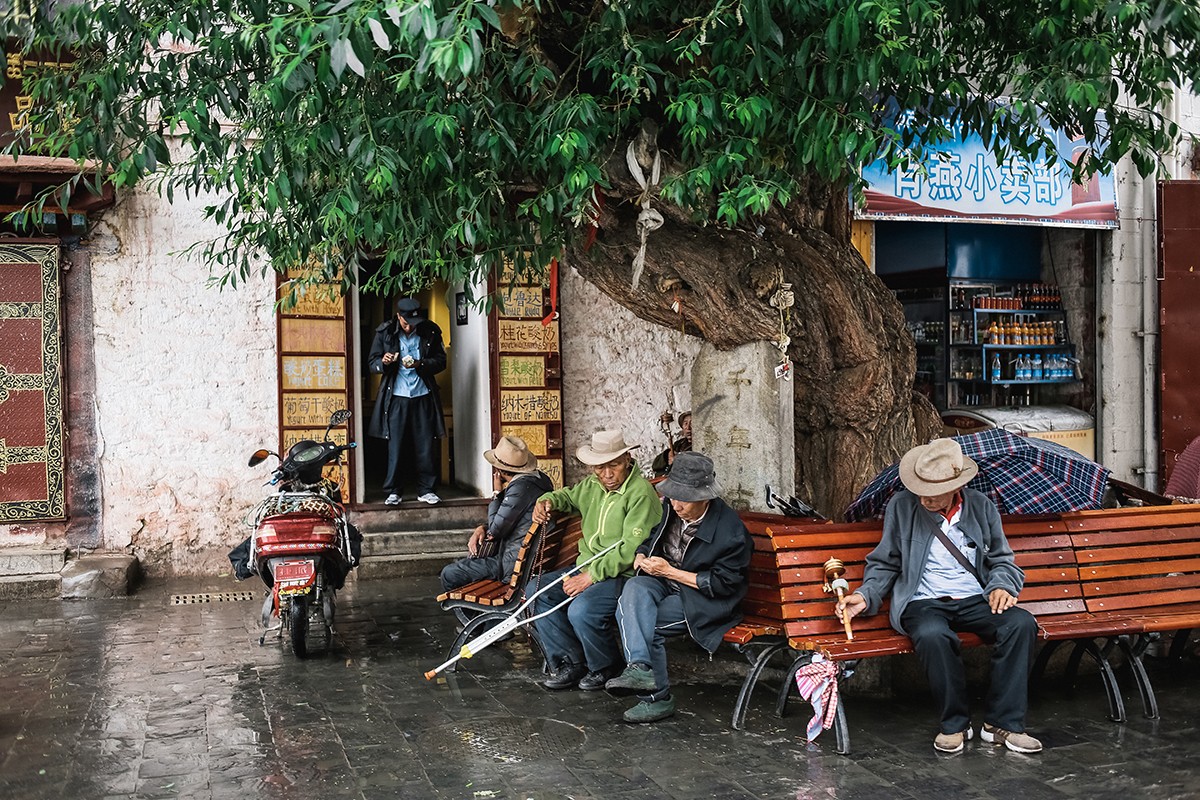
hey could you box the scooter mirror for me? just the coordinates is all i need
[248,449,275,467]
[328,409,351,426]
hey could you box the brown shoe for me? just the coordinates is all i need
[933,727,973,753]
[981,724,1043,753]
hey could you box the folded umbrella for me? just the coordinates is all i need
[845,428,1109,521]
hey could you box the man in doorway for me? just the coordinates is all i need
[606,451,752,723]
[836,438,1042,754]
[529,430,663,691]
[367,297,446,506]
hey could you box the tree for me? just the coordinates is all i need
[5,0,1199,515]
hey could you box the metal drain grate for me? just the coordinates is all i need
[170,592,257,605]
[421,717,585,763]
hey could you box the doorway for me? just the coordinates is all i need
[352,281,493,505]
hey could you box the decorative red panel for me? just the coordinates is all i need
[0,242,64,521]
[1158,181,1200,493]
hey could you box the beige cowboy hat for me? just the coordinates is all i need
[898,438,979,496]
[484,435,539,474]
[576,430,640,466]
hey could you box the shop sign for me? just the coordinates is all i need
[499,355,546,388]
[496,286,544,318]
[499,389,561,423]
[282,393,350,428]
[500,424,548,456]
[497,319,559,353]
[858,104,1119,229]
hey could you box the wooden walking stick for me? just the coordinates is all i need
[823,557,854,641]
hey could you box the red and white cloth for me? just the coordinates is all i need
[794,654,839,741]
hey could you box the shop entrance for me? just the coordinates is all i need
[352,282,494,505]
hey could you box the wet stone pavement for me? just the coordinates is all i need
[1,574,1198,800]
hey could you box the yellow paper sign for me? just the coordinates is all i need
[282,393,349,428]
[282,355,347,390]
[500,424,548,456]
[497,286,545,319]
[499,355,546,388]
[281,318,346,353]
[499,389,562,423]
[497,319,559,353]
[540,458,564,489]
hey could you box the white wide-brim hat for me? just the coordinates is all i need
[576,430,640,466]
[898,438,979,496]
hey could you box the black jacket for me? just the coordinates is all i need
[637,497,753,653]
[367,317,447,439]
[487,470,554,573]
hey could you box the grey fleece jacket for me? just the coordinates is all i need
[852,488,1025,635]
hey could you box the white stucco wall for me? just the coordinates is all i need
[84,188,277,574]
[558,265,702,485]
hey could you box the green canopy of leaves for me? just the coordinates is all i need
[4,0,1198,297]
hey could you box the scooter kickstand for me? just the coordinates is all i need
[259,623,282,646]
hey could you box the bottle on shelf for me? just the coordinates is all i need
[1032,353,1043,381]
[991,353,1002,382]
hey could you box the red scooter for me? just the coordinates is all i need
[232,409,360,657]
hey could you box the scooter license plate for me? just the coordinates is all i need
[275,560,315,582]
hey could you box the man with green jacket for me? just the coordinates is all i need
[530,430,663,691]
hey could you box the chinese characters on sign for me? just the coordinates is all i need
[501,424,548,456]
[497,319,560,353]
[540,458,564,489]
[281,356,346,391]
[282,393,349,428]
[858,104,1118,228]
[497,286,545,319]
[499,355,546,388]
[499,390,562,423]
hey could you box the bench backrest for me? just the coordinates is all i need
[768,514,1082,650]
[528,513,585,581]
[1063,505,1200,614]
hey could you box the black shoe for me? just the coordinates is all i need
[542,663,586,691]
[578,668,615,691]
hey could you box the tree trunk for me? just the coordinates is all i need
[566,170,940,518]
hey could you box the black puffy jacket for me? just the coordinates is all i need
[488,470,554,575]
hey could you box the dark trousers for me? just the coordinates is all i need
[900,595,1037,734]
[531,568,625,672]
[383,393,438,495]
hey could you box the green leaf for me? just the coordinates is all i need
[367,17,390,52]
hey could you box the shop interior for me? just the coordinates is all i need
[876,221,1098,459]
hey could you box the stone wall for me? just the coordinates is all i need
[83,188,277,575]
[558,264,703,485]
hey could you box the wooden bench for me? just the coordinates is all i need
[771,514,1131,753]
[1050,504,1200,719]
[434,514,583,669]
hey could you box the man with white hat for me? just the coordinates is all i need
[439,436,553,591]
[529,430,663,691]
[605,451,753,723]
[836,438,1042,754]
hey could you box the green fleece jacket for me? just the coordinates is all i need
[539,463,662,581]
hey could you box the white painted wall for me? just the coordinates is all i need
[558,264,702,485]
[84,187,277,575]
[449,282,493,496]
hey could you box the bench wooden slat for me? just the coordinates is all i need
[1076,540,1200,562]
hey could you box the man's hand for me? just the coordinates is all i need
[836,592,868,622]
[633,553,647,572]
[639,556,672,578]
[381,352,398,366]
[467,525,485,557]
[531,499,553,525]
[988,588,1018,614]
[562,571,593,597]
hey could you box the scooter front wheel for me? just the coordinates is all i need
[289,595,309,658]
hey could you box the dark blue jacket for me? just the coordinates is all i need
[637,497,753,653]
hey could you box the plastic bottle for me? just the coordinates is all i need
[1032,354,1043,381]
[991,353,1001,383]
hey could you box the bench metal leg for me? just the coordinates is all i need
[775,651,811,719]
[730,640,789,730]
[833,695,851,756]
[1120,634,1160,720]
[1031,639,1063,685]
[1067,638,1127,723]
[1168,628,1193,660]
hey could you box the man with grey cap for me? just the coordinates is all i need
[439,436,553,591]
[367,296,446,505]
[605,451,753,723]
[529,430,663,691]
[836,438,1042,754]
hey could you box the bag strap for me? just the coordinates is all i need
[928,521,983,587]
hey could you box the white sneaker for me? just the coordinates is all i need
[417,492,441,505]
[384,493,402,505]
